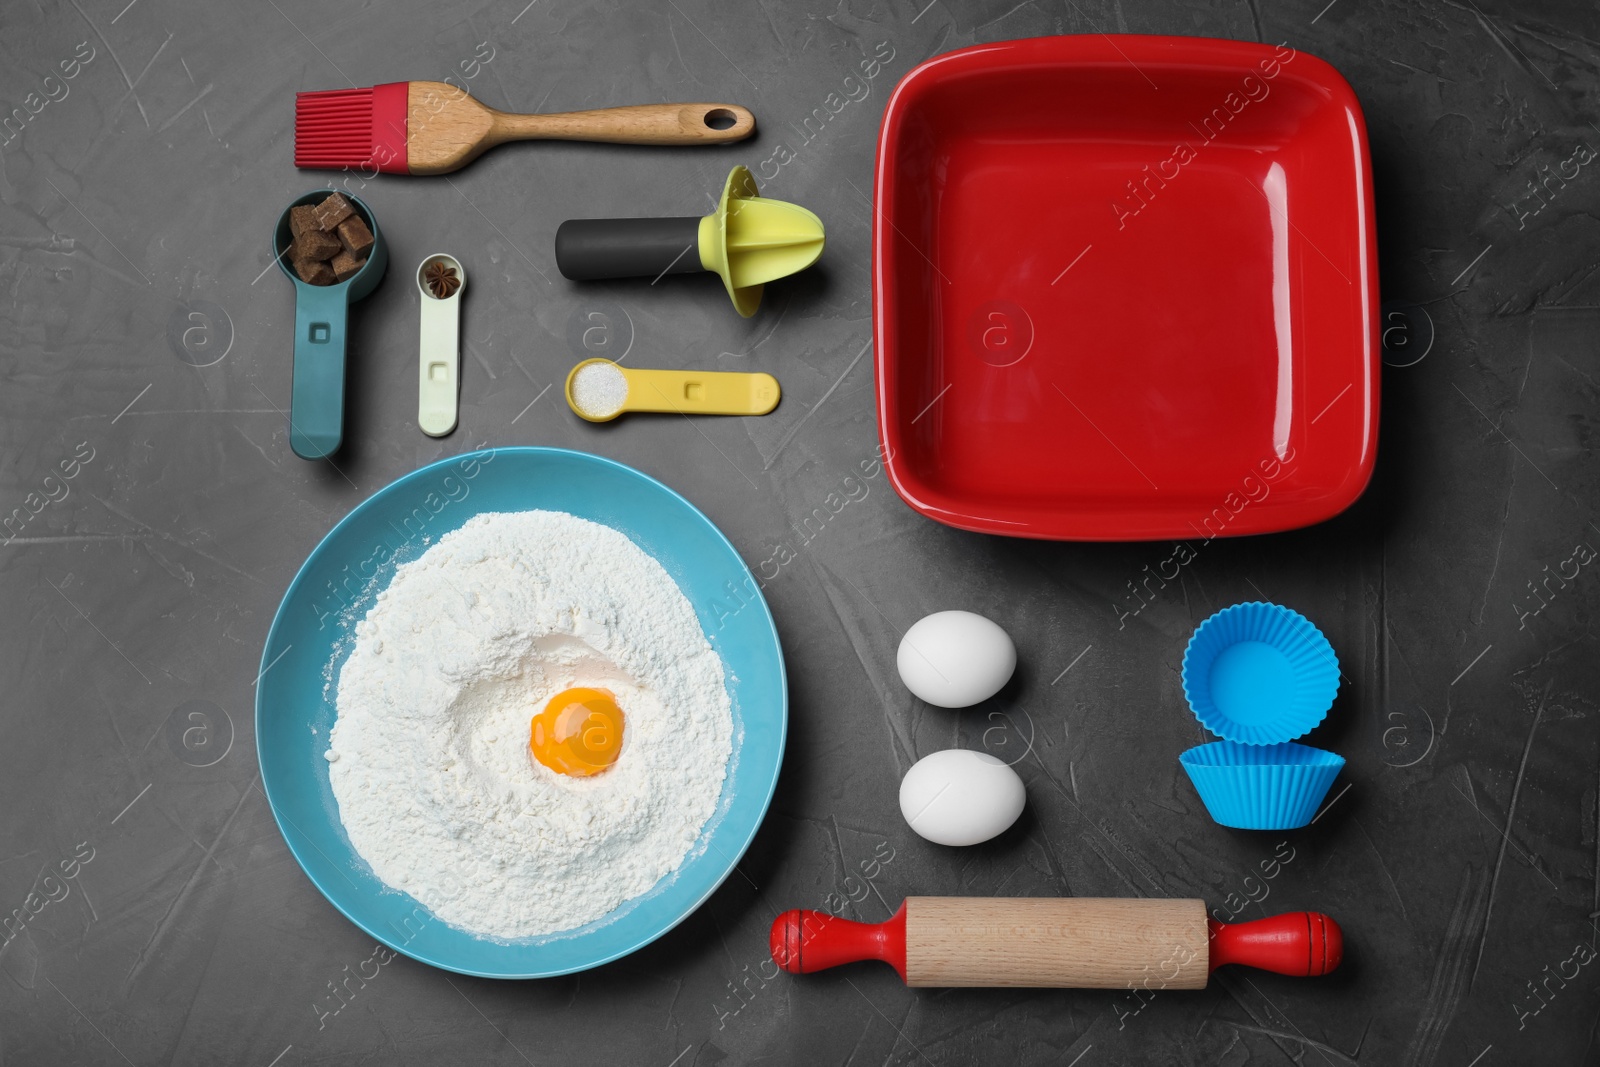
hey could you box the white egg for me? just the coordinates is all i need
[899,749,1026,846]
[897,610,1016,708]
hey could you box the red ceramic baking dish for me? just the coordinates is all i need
[872,35,1378,541]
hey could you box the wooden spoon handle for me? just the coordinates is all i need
[490,103,755,145]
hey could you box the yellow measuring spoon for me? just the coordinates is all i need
[564,358,780,423]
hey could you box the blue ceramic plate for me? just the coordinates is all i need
[256,448,786,978]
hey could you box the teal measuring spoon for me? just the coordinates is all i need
[272,191,388,459]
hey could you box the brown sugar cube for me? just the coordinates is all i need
[336,215,374,258]
[289,204,319,238]
[292,257,336,285]
[312,191,355,231]
[292,227,341,261]
[330,250,365,282]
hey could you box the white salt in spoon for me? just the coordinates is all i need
[564,358,780,423]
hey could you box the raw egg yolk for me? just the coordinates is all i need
[530,687,625,777]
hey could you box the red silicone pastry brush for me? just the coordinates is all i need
[770,898,1343,988]
[294,82,756,175]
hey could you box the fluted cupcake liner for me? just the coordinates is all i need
[1180,741,1345,830]
[1181,601,1340,745]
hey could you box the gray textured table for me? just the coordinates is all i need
[3,0,1599,1063]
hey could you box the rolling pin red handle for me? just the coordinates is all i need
[770,906,908,981]
[1208,912,1343,976]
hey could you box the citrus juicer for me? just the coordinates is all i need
[272,191,388,459]
[416,253,464,437]
[553,166,824,317]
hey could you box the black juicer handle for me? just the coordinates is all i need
[555,217,704,281]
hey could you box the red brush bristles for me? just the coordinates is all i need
[294,83,410,174]
[295,89,371,166]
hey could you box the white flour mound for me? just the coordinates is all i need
[327,510,734,940]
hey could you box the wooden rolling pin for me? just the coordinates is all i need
[770,898,1342,988]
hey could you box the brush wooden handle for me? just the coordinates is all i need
[771,898,1344,989]
[491,103,755,146]
[399,83,757,173]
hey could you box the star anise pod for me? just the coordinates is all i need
[424,260,460,299]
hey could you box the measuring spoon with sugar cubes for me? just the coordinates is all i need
[273,190,388,459]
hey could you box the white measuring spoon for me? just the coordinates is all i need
[417,253,464,436]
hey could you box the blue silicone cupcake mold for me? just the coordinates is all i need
[1180,742,1345,830]
[1181,602,1340,745]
